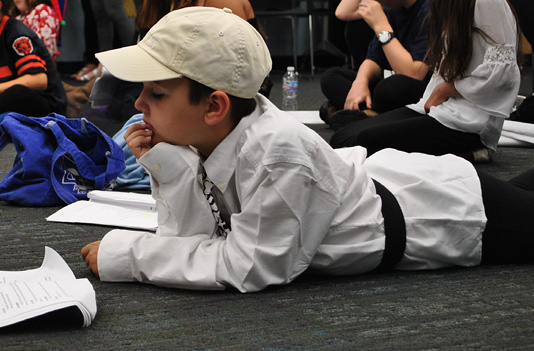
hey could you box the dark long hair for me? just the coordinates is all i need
[427,0,519,82]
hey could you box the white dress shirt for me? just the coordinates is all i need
[408,0,520,150]
[98,95,486,293]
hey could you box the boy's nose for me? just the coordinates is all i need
[134,94,147,113]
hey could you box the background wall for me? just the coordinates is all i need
[56,0,85,63]
[56,0,348,74]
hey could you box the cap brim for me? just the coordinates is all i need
[95,45,183,82]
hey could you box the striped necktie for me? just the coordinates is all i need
[200,165,231,237]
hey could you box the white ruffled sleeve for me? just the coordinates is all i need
[454,0,520,118]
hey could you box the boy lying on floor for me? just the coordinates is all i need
[82,7,534,293]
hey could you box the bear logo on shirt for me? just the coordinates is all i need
[13,36,33,56]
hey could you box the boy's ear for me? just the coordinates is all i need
[204,91,231,126]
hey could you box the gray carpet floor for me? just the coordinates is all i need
[1,69,534,350]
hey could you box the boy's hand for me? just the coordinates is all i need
[124,122,153,159]
[81,241,102,278]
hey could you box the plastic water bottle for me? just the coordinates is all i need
[282,66,298,111]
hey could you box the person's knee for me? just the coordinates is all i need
[330,124,381,155]
[0,85,51,116]
[330,126,362,149]
[320,67,344,93]
[374,75,401,97]
[354,130,377,155]
[0,85,34,108]
[3,84,33,98]
[372,78,396,113]
[373,75,425,113]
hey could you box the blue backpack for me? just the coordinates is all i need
[0,112,125,206]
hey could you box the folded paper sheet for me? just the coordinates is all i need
[0,247,97,328]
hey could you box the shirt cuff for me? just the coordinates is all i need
[98,229,150,282]
[138,143,199,184]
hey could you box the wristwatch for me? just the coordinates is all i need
[377,31,395,45]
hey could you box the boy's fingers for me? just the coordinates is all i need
[124,122,148,139]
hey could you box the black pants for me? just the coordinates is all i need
[320,68,428,113]
[480,168,534,264]
[0,85,53,117]
[330,107,485,158]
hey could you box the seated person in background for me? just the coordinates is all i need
[82,7,534,293]
[137,0,264,40]
[330,0,520,165]
[9,0,60,60]
[0,0,67,116]
[320,0,430,127]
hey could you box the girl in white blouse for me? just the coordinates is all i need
[330,0,520,163]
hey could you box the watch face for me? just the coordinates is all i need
[378,32,391,43]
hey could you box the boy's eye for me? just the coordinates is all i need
[151,92,164,100]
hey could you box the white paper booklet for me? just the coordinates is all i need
[46,190,158,231]
[0,247,97,328]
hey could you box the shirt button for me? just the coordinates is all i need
[218,183,226,190]
[154,164,161,171]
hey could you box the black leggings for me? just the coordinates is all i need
[320,68,428,113]
[480,168,534,264]
[330,107,485,158]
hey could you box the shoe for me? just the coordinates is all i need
[329,109,370,131]
[79,67,102,82]
[362,109,378,117]
[472,148,494,164]
[71,64,97,81]
[319,101,336,124]
[71,64,102,82]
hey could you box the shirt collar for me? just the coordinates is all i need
[202,95,268,191]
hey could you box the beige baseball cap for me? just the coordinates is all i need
[95,7,272,99]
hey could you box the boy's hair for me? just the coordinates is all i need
[187,78,257,125]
